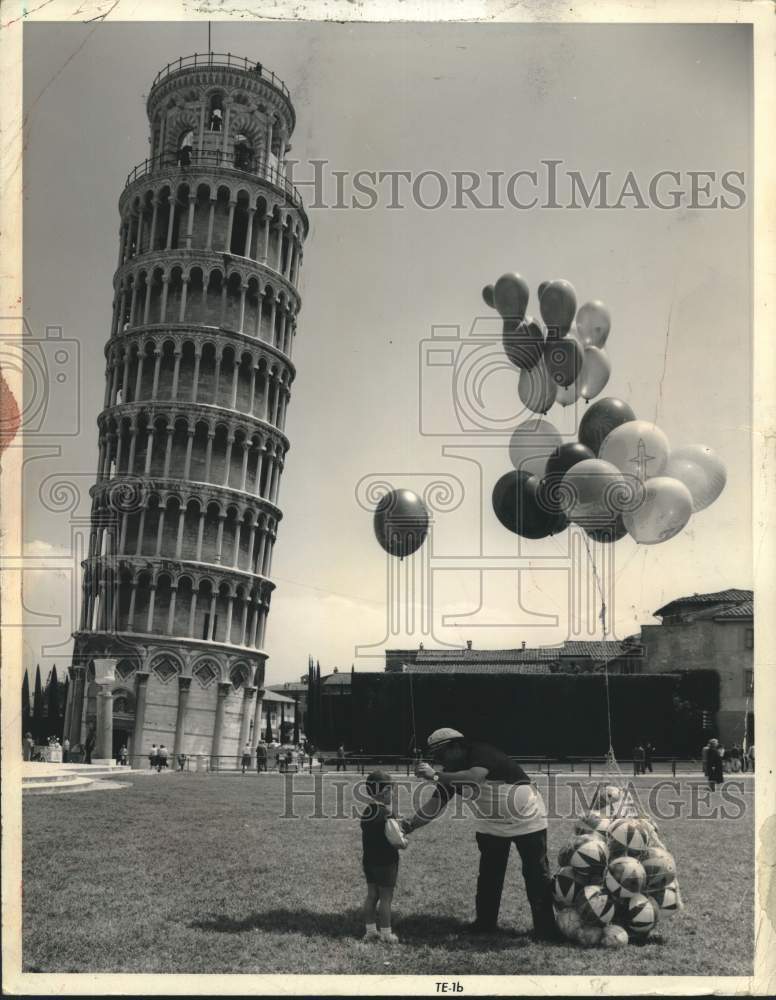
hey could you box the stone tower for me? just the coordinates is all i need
[64,54,306,763]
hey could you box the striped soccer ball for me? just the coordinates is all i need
[601,923,629,948]
[641,845,677,892]
[574,811,611,839]
[593,785,623,811]
[621,892,659,938]
[649,879,683,913]
[552,867,581,908]
[608,817,651,858]
[558,833,601,868]
[604,856,647,900]
[567,835,609,884]
[575,884,617,927]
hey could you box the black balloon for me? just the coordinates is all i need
[544,337,583,387]
[502,317,544,371]
[578,397,637,456]
[374,490,429,559]
[585,515,628,543]
[492,469,567,539]
[545,441,596,479]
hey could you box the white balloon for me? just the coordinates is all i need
[563,458,628,529]
[508,418,563,477]
[577,346,611,401]
[665,445,727,512]
[576,300,611,348]
[623,476,693,544]
[599,420,670,480]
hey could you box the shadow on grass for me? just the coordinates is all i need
[190,908,534,950]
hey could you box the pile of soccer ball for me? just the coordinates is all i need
[552,785,683,947]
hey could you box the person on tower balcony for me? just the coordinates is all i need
[209,107,223,132]
[400,728,559,942]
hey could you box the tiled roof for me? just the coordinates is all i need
[322,672,352,686]
[404,662,552,675]
[402,641,638,666]
[714,601,753,620]
[560,641,640,658]
[263,690,296,704]
[415,647,558,663]
[654,589,753,617]
[266,682,307,694]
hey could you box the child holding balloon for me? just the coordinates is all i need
[360,769,408,944]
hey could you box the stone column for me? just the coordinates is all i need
[238,685,256,754]
[252,686,265,742]
[211,680,232,763]
[96,686,114,761]
[173,676,192,758]
[68,666,86,745]
[133,671,150,758]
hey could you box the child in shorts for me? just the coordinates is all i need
[361,769,406,943]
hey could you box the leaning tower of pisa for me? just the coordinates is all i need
[64,54,307,764]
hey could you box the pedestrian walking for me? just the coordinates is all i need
[337,743,347,772]
[706,738,724,791]
[632,744,645,776]
[643,741,655,774]
[149,744,158,770]
[62,737,71,763]
[241,741,252,774]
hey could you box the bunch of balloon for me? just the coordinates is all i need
[484,274,727,546]
[564,399,727,545]
[482,275,613,413]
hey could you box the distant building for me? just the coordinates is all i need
[640,589,753,746]
[385,638,644,675]
[266,666,352,742]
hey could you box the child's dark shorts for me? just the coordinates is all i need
[363,860,399,888]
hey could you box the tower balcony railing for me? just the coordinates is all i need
[124,150,303,208]
[151,53,291,100]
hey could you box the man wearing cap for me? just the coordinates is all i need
[401,728,557,941]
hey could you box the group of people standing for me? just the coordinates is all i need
[631,741,656,775]
[148,744,170,772]
[702,738,754,789]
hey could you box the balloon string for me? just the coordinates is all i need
[580,529,615,760]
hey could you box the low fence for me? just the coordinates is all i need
[106,752,753,777]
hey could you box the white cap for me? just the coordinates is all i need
[427,727,464,749]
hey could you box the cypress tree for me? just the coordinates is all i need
[306,657,315,744]
[32,666,44,743]
[315,661,323,746]
[21,670,31,737]
[60,676,70,739]
[47,666,60,740]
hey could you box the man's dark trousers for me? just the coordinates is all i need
[475,829,556,936]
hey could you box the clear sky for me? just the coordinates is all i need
[22,21,752,683]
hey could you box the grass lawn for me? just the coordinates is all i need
[22,771,754,976]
